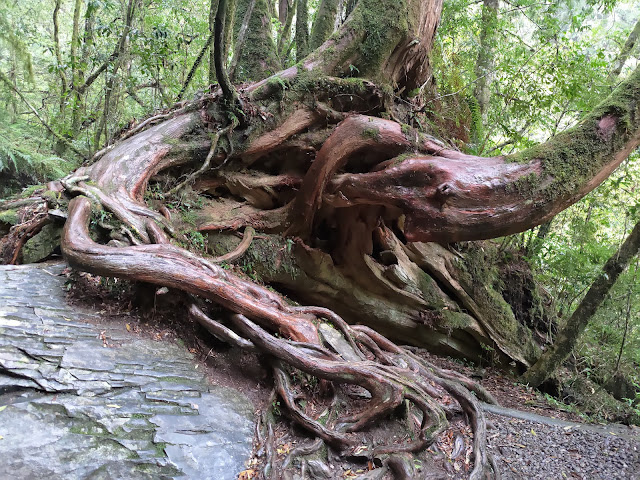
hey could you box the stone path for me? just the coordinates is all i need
[0,262,255,480]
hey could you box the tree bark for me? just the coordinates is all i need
[4,4,640,475]
[303,0,442,92]
[295,0,309,61]
[309,0,339,50]
[523,218,640,387]
[232,0,279,82]
[208,0,220,85]
[473,0,498,123]
[93,0,137,150]
[608,17,640,83]
[322,66,640,243]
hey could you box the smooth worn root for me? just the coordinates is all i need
[228,312,496,472]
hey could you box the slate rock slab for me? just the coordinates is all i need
[0,262,255,480]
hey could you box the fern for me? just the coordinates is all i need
[0,135,33,173]
[0,125,76,189]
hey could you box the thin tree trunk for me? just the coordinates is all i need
[8,52,17,122]
[229,0,257,79]
[223,0,238,60]
[523,219,640,387]
[93,0,137,150]
[208,0,219,85]
[473,0,498,125]
[71,9,95,135]
[295,0,308,61]
[309,0,339,50]
[278,0,289,24]
[177,30,215,101]
[276,0,296,57]
[608,17,640,83]
[215,0,238,104]
[0,69,86,158]
[74,0,137,97]
[52,0,68,103]
[70,0,83,91]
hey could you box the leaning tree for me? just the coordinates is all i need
[2,0,640,478]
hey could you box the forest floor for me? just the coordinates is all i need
[65,266,640,480]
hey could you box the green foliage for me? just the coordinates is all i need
[435,0,638,154]
[185,231,207,253]
[0,122,77,196]
[523,151,640,394]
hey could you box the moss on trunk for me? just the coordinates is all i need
[309,0,339,50]
[232,0,280,82]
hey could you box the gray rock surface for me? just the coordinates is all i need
[22,223,62,264]
[0,262,255,480]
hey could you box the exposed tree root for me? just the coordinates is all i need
[59,186,497,478]
[0,200,50,264]
[13,68,638,477]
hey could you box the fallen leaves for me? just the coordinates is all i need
[237,468,256,479]
[276,443,291,455]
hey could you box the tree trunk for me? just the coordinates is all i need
[71,8,95,135]
[4,2,640,476]
[473,0,498,121]
[295,0,309,61]
[208,0,219,85]
[523,218,640,387]
[278,0,289,25]
[231,0,279,82]
[309,0,339,50]
[608,17,640,83]
[303,0,442,92]
[93,0,137,150]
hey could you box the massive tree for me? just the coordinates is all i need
[2,1,640,478]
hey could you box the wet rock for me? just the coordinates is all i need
[306,459,332,479]
[0,262,255,480]
[22,223,62,263]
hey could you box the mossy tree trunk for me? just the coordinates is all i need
[231,0,280,82]
[309,0,339,50]
[3,1,640,477]
[295,0,309,61]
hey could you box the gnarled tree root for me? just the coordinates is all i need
[62,194,497,479]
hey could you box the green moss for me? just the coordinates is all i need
[20,184,45,197]
[0,209,19,225]
[441,310,472,332]
[505,171,541,196]
[352,0,408,74]
[158,376,192,383]
[362,126,380,140]
[232,0,279,82]
[455,243,541,364]
[153,441,168,457]
[508,66,640,202]
[309,0,339,50]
